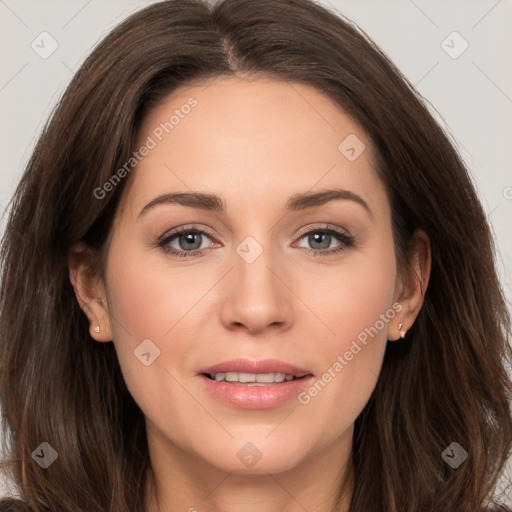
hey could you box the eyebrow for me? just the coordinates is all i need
[138,188,374,220]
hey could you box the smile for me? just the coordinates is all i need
[198,359,314,409]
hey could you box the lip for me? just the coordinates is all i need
[198,358,312,378]
[197,358,314,409]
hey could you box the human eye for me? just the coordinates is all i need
[153,223,355,259]
[293,223,355,257]
[155,225,220,258]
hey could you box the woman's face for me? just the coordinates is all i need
[92,76,406,475]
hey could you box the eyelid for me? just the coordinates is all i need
[159,224,220,244]
[294,222,352,240]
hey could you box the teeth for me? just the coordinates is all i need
[239,372,256,383]
[210,372,296,383]
[256,373,274,383]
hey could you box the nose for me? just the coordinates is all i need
[219,241,293,334]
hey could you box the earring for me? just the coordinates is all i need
[398,323,406,339]
[94,325,100,333]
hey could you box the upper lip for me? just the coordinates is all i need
[198,358,313,378]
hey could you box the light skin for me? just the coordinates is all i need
[69,75,430,512]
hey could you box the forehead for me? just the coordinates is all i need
[119,76,387,220]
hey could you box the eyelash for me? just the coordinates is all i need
[155,224,355,259]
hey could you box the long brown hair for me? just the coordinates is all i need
[1,0,511,510]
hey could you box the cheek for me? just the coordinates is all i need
[293,241,397,427]
[295,240,397,349]
[103,244,206,407]
[106,244,208,342]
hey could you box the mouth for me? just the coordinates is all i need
[197,358,314,409]
[198,357,313,383]
[203,372,309,385]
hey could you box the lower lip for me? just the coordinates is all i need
[199,375,314,409]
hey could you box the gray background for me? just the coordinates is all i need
[0,0,511,503]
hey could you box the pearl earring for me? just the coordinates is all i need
[398,323,406,339]
[94,325,100,333]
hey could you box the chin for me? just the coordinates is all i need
[195,433,311,474]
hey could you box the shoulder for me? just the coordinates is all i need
[0,499,33,512]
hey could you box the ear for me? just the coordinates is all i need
[68,242,113,342]
[389,229,431,341]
